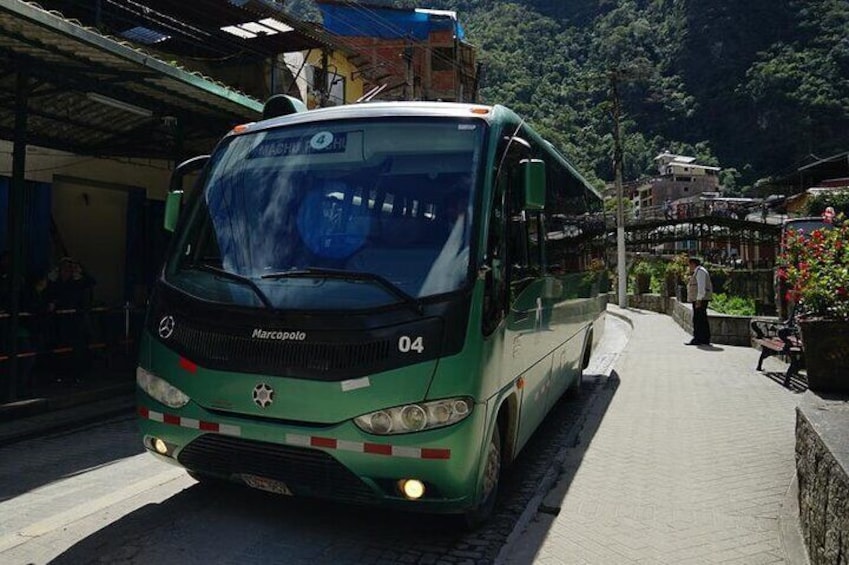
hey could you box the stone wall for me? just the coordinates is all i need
[706,311,759,346]
[627,293,670,314]
[641,295,764,346]
[796,397,849,565]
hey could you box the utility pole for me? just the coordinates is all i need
[402,40,413,100]
[610,71,627,308]
[318,48,329,107]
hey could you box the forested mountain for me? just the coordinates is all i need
[284,0,849,193]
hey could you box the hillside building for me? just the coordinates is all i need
[315,0,478,103]
[635,153,722,212]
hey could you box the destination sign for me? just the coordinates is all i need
[249,131,348,158]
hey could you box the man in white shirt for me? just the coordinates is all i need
[686,257,713,345]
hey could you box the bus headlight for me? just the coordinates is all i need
[354,398,473,435]
[136,367,190,408]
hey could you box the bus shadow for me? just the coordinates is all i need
[0,417,142,502]
[501,369,621,563]
[47,377,620,564]
[48,482,479,564]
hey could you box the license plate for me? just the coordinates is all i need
[240,474,293,496]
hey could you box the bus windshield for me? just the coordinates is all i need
[165,117,484,311]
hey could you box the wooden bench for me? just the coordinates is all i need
[751,321,804,387]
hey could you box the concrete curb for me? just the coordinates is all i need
[606,306,636,329]
[780,474,811,565]
[0,385,135,447]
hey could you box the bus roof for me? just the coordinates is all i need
[225,100,599,198]
[230,101,508,136]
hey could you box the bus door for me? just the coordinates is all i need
[501,136,554,452]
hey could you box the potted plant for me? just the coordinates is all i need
[632,260,653,294]
[779,220,849,393]
[664,254,689,298]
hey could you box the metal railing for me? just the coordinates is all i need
[0,303,145,364]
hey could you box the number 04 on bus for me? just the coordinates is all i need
[137,99,608,525]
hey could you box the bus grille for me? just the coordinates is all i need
[170,325,393,378]
[178,434,377,502]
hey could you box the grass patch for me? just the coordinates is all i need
[710,293,756,316]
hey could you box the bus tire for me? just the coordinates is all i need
[567,369,583,396]
[464,425,501,529]
[569,335,592,396]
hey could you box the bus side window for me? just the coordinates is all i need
[504,144,534,287]
[542,150,593,276]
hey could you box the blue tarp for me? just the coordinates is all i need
[318,4,465,41]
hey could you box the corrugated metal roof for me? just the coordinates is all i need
[0,0,265,158]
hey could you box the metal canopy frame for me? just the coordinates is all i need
[36,0,332,60]
[0,0,274,401]
[623,216,781,248]
[0,0,265,159]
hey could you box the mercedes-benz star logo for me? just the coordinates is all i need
[252,383,274,408]
[158,315,175,340]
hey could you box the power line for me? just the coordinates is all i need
[335,0,466,74]
[301,0,471,101]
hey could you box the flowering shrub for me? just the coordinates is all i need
[779,221,849,321]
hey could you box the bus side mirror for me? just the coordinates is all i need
[165,154,210,232]
[522,159,546,210]
[164,191,183,232]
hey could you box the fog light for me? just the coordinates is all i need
[153,438,168,455]
[399,479,425,500]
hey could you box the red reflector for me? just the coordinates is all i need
[138,406,149,418]
[179,357,197,373]
[199,421,219,432]
[364,443,393,456]
[163,413,181,425]
[421,448,451,460]
[311,436,337,449]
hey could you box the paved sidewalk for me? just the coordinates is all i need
[501,306,806,565]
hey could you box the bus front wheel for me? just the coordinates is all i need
[464,426,501,529]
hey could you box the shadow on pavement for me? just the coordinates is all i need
[0,417,142,502]
[762,370,808,393]
[46,375,610,564]
[620,308,649,315]
[48,480,476,565]
[503,369,621,564]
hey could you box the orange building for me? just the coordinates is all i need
[316,0,478,102]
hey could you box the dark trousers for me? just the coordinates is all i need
[692,301,711,344]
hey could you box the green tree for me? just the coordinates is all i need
[286,0,849,190]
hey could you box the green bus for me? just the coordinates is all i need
[137,101,607,524]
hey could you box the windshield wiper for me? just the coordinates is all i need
[189,264,274,310]
[261,267,424,315]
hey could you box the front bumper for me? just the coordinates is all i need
[137,393,487,513]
